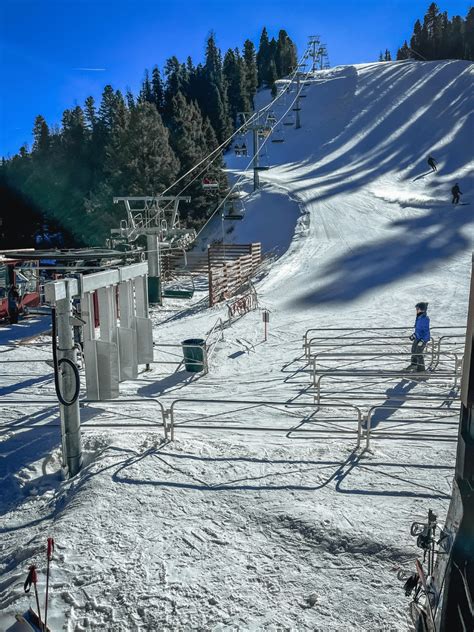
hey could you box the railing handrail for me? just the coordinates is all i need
[169,397,363,447]
[204,316,226,371]
[303,325,466,352]
[365,402,459,449]
[312,367,460,405]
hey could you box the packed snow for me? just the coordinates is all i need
[1,59,473,631]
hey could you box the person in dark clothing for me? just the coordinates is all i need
[452,183,462,204]
[427,155,437,172]
[7,285,20,325]
[406,302,430,372]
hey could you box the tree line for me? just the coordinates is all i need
[0,29,297,248]
[396,3,474,61]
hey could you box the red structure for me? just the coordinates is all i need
[0,257,40,321]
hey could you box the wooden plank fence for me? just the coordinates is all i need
[208,243,262,306]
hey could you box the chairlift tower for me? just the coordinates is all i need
[319,44,330,69]
[308,35,321,73]
[308,35,330,72]
[112,196,195,304]
[237,111,273,192]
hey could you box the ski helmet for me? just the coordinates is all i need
[415,302,428,311]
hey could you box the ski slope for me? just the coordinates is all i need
[1,60,473,631]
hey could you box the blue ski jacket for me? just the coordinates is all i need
[414,313,430,342]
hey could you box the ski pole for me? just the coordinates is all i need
[44,537,54,632]
[24,564,43,627]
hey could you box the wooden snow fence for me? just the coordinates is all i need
[208,243,262,306]
[161,250,208,280]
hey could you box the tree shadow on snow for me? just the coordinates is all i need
[293,204,473,306]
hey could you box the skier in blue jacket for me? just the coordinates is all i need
[406,302,430,372]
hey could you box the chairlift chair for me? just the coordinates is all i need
[222,199,244,221]
[162,271,195,300]
[271,124,285,143]
[202,177,219,191]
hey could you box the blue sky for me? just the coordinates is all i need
[0,0,470,157]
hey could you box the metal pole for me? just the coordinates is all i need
[56,286,82,476]
[253,128,260,191]
[146,234,161,305]
[296,75,301,129]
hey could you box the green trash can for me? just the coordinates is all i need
[182,338,206,373]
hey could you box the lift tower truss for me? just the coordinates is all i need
[112,196,196,304]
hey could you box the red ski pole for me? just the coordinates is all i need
[44,537,54,632]
[24,564,42,627]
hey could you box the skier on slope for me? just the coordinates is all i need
[427,155,438,172]
[406,302,430,372]
[451,183,462,205]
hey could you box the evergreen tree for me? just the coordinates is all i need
[168,92,225,225]
[410,19,425,58]
[396,41,411,60]
[110,102,179,195]
[163,56,188,119]
[223,48,250,123]
[384,49,392,61]
[243,39,258,107]
[401,3,474,61]
[257,27,271,87]
[202,33,232,143]
[98,85,119,131]
[268,59,278,96]
[32,115,50,154]
[125,88,136,111]
[464,8,474,59]
[151,66,164,111]
[84,96,96,131]
[421,3,443,58]
[276,29,297,76]
[139,69,153,104]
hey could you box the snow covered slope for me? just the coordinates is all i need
[1,60,473,631]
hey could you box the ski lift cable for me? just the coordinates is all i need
[197,59,313,236]
[153,54,311,227]
[156,50,311,216]
[151,48,311,236]
[195,59,313,238]
[158,49,311,206]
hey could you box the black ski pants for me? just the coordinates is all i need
[411,339,426,371]
[452,194,460,204]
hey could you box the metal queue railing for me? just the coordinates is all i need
[309,351,462,405]
[305,334,465,367]
[364,403,459,450]
[0,394,461,452]
[303,326,466,360]
[168,397,364,448]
